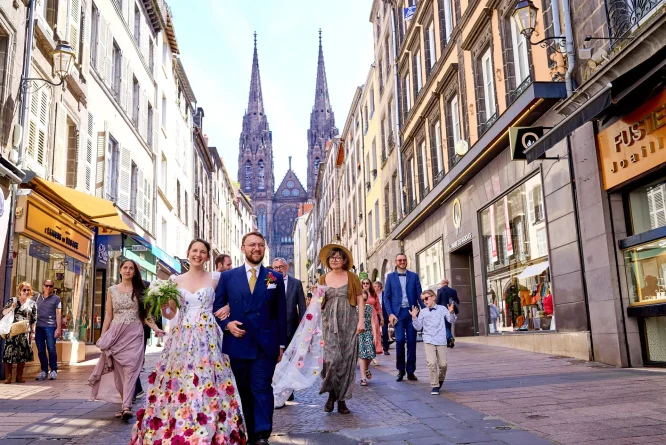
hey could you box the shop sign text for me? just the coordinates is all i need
[44,227,80,250]
[598,89,666,190]
[449,233,472,251]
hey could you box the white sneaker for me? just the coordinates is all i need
[49,371,57,380]
[36,371,47,381]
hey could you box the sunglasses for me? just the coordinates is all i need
[21,289,31,293]
[44,284,54,288]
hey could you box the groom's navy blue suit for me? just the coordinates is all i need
[214,264,287,441]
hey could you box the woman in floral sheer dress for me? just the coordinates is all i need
[130,239,247,445]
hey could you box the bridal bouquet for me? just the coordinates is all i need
[143,279,181,319]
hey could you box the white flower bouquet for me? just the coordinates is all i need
[143,279,181,319]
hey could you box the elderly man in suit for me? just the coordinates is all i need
[383,253,424,382]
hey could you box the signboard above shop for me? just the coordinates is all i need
[597,89,666,190]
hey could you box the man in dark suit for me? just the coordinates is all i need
[383,253,423,382]
[214,232,288,445]
[437,279,460,348]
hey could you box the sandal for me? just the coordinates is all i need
[115,411,123,418]
[365,370,372,379]
[121,409,133,421]
[360,379,367,386]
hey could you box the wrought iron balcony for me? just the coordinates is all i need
[508,77,533,106]
[433,169,445,187]
[409,199,418,214]
[419,186,430,201]
[479,111,499,136]
[606,0,664,45]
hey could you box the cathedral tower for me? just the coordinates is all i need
[238,33,274,243]
[307,30,338,199]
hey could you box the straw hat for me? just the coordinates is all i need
[318,243,354,271]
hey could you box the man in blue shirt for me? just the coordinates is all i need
[383,253,423,381]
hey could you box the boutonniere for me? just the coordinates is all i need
[266,272,277,286]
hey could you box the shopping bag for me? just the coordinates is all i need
[0,311,15,338]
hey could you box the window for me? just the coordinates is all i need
[379,58,384,91]
[413,49,422,97]
[430,120,443,180]
[26,85,51,167]
[444,0,454,42]
[40,0,56,30]
[481,174,553,333]
[258,160,265,189]
[149,40,154,73]
[364,104,369,131]
[176,180,181,218]
[161,95,167,128]
[134,4,141,46]
[370,87,375,117]
[162,38,168,68]
[184,191,188,225]
[404,73,411,113]
[629,179,666,233]
[374,201,380,242]
[112,41,122,98]
[244,161,252,191]
[417,239,444,290]
[425,22,436,73]
[526,184,544,223]
[366,153,371,184]
[147,104,154,148]
[368,210,373,244]
[481,48,496,120]
[107,137,120,201]
[371,138,377,175]
[161,218,167,249]
[419,141,428,196]
[451,94,461,144]
[91,3,99,67]
[510,19,530,86]
[130,162,138,215]
[160,154,167,191]
[385,35,391,70]
[132,77,140,126]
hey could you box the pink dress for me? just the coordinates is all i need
[366,293,383,354]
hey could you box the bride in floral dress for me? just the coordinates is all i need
[130,239,247,445]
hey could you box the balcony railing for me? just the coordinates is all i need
[419,186,430,201]
[479,111,499,136]
[508,76,533,106]
[606,0,664,46]
[433,169,445,187]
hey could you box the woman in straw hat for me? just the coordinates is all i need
[316,243,365,414]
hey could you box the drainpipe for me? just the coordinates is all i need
[551,0,563,52]
[389,4,406,216]
[561,0,576,96]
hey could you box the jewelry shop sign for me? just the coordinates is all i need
[597,89,666,190]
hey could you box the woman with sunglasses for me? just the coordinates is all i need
[2,282,37,383]
[361,278,383,367]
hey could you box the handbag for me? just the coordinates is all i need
[9,320,29,338]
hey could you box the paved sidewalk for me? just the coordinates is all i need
[1,341,665,444]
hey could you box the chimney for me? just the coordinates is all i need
[194,107,205,130]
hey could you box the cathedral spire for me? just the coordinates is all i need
[313,29,331,114]
[247,31,264,116]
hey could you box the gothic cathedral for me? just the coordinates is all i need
[238,32,337,266]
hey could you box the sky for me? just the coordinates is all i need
[169,0,376,185]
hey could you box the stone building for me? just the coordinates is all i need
[238,33,336,267]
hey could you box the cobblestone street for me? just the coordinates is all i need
[2,342,666,444]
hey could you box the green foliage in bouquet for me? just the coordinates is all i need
[143,280,181,320]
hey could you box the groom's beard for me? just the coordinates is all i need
[245,252,264,265]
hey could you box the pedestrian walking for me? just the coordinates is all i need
[361,278,383,361]
[437,279,459,348]
[34,279,61,381]
[358,289,376,386]
[489,298,500,333]
[317,244,364,414]
[2,282,37,384]
[410,290,457,395]
[214,253,233,272]
[88,259,163,421]
[374,281,392,355]
[383,253,423,382]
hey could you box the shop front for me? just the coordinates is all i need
[13,192,94,362]
[597,87,666,365]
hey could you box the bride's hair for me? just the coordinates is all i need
[187,238,211,258]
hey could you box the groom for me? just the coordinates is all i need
[214,231,287,445]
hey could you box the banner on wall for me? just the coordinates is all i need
[503,196,514,256]
[404,6,417,22]
[489,204,498,262]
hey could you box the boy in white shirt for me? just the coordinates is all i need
[409,290,457,395]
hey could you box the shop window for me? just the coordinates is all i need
[624,242,666,305]
[481,174,553,333]
[417,239,444,290]
[629,178,666,234]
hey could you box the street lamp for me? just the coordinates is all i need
[512,0,566,52]
[22,40,76,91]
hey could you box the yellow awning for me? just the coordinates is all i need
[28,178,135,234]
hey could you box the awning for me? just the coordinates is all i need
[28,177,135,235]
[131,235,182,274]
[525,84,612,162]
[517,261,550,279]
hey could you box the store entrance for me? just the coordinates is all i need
[450,243,478,337]
[92,269,107,343]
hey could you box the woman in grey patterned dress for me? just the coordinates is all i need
[2,282,37,383]
[317,244,365,414]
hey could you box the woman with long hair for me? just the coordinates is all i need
[361,278,383,364]
[89,259,164,420]
[130,239,247,444]
[317,244,364,414]
[2,282,37,383]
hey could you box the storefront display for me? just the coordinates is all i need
[480,174,555,333]
[13,194,94,343]
[417,239,444,290]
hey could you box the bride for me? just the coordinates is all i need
[130,239,248,445]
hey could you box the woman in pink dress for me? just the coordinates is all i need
[361,279,383,365]
[89,259,163,420]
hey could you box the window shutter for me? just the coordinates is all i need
[120,57,128,111]
[86,113,95,193]
[69,0,81,61]
[95,128,107,198]
[56,0,69,41]
[648,185,666,230]
[105,26,113,87]
[153,108,160,152]
[96,14,107,77]
[54,104,68,183]
[37,88,50,166]
[526,187,535,224]
[118,146,132,210]
[141,88,148,141]
[143,176,152,230]
[136,167,145,222]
